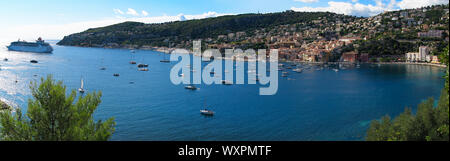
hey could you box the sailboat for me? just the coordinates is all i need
[200,99,214,116]
[78,78,85,93]
[200,109,214,116]
[99,57,106,70]
[129,50,136,64]
[160,43,171,63]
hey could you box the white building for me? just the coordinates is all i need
[419,46,430,61]
[406,46,431,62]
[406,52,420,62]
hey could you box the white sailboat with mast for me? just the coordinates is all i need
[78,77,85,93]
[200,98,214,116]
[160,42,171,63]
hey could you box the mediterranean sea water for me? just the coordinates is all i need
[0,41,445,140]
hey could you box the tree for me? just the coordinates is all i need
[366,91,449,141]
[439,45,449,91]
[0,75,115,141]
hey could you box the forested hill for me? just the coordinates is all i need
[57,11,358,48]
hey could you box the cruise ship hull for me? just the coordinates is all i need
[7,45,53,53]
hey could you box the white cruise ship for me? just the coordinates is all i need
[7,37,53,53]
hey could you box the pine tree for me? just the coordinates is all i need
[0,75,116,141]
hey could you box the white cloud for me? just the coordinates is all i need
[291,1,391,17]
[291,0,448,17]
[142,10,149,16]
[113,9,124,15]
[0,12,232,40]
[397,0,448,9]
[294,0,319,3]
[126,8,139,16]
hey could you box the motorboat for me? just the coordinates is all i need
[293,68,303,73]
[221,80,233,85]
[137,64,149,68]
[185,85,197,90]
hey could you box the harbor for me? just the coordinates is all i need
[0,42,445,140]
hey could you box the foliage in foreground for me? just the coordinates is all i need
[0,75,115,141]
[366,90,449,141]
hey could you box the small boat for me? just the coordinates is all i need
[138,68,149,71]
[100,67,106,70]
[333,69,339,72]
[78,78,85,93]
[161,42,171,63]
[282,72,288,74]
[294,68,303,73]
[200,109,214,116]
[30,60,38,63]
[185,85,197,90]
[221,80,233,85]
[286,66,293,69]
[137,64,149,68]
[129,61,136,64]
[113,73,120,77]
[281,74,288,77]
[160,52,170,63]
[130,50,135,53]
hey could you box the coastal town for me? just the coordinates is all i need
[146,4,448,66]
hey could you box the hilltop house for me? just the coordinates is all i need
[418,30,444,38]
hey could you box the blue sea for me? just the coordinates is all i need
[0,41,445,141]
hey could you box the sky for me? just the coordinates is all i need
[0,0,448,40]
